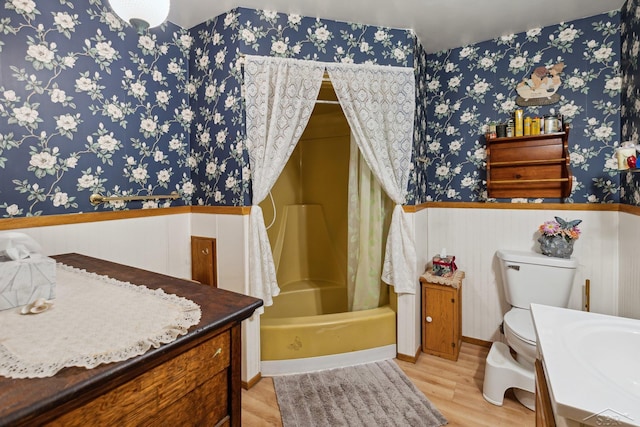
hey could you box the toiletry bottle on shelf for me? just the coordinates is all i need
[524,117,531,136]
[514,109,524,137]
[532,117,540,135]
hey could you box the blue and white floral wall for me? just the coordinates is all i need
[621,0,640,205]
[0,3,417,216]
[186,12,247,206]
[0,0,193,217]
[423,11,622,204]
[1,2,629,216]
[412,40,430,205]
[187,7,416,206]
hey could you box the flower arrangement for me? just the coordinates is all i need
[538,217,581,241]
[537,216,582,258]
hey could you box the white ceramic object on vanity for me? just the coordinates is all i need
[532,304,640,427]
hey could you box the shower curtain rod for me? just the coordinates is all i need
[238,53,333,82]
[237,54,338,103]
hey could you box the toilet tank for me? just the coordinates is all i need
[496,249,578,309]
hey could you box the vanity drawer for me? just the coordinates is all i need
[208,330,231,375]
[47,330,232,426]
[147,368,230,426]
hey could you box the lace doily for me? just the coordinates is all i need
[421,269,465,289]
[0,263,201,379]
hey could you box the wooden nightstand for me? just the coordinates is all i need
[420,270,464,361]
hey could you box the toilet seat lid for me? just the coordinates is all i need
[504,308,536,345]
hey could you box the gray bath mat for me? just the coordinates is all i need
[273,359,448,427]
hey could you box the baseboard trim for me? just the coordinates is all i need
[261,345,397,376]
[242,372,262,390]
[462,336,492,348]
[396,346,421,363]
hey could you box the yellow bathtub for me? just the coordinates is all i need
[260,205,396,367]
[261,279,396,361]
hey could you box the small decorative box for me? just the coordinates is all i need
[432,254,457,277]
[0,254,56,311]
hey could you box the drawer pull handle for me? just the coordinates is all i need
[426,316,433,323]
[213,347,222,357]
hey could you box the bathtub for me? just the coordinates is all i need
[260,205,397,375]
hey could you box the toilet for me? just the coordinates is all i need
[482,249,578,410]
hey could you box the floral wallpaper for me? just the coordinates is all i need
[1,2,633,217]
[621,0,640,206]
[0,2,416,216]
[423,11,622,204]
[187,7,416,206]
[412,40,429,204]
[0,0,193,217]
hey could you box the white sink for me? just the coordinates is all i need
[564,321,640,401]
[531,304,640,427]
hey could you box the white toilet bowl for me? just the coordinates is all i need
[482,249,578,411]
[503,307,537,366]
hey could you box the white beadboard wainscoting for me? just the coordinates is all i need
[3,206,638,381]
[618,211,640,319]
[8,214,193,279]
[425,207,624,342]
[8,213,250,295]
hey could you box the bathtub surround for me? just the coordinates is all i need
[261,202,396,373]
[273,360,447,427]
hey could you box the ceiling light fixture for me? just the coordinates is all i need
[108,0,170,33]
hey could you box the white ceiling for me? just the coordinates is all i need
[168,0,625,53]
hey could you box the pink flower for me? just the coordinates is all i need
[539,221,560,235]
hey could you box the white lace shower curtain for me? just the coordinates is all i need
[326,63,417,294]
[244,55,325,310]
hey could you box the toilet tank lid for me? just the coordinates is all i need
[496,249,578,269]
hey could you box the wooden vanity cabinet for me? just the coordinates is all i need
[535,359,556,427]
[420,279,462,361]
[486,124,572,199]
[0,254,262,427]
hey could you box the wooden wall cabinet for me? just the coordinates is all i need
[420,278,462,361]
[486,124,572,199]
[191,236,217,287]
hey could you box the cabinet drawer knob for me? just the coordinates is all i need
[426,316,433,323]
[213,347,222,357]
[202,248,209,255]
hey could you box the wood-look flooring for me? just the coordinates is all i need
[241,342,535,426]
